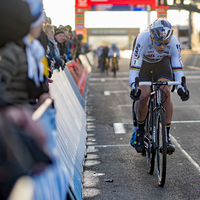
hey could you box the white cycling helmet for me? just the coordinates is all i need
[150,18,173,42]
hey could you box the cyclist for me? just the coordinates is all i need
[108,43,120,70]
[129,18,189,154]
[102,45,109,58]
[101,46,109,67]
[97,45,104,68]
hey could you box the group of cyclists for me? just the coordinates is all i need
[97,43,120,72]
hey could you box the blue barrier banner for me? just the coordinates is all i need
[33,108,70,200]
[50,71,87,200]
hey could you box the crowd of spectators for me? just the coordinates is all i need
[0,0,90,199]
[41,14,90,77]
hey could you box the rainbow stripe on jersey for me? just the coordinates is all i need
[172,66,183,71]
[143,55,162,63]
[130,66,140,71]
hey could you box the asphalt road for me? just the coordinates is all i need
[83,53,200,200]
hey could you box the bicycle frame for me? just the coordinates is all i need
[150,84,167,150]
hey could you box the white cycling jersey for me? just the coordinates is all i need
[129,29,184,89]
[108,44,120,57]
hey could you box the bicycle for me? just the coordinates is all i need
[103,56,109,75]
[132,76,188,187]
[111,52,118,77]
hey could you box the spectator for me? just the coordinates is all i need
[54,29,66,69]
[38,19,54,81]
[65,25,72,33]
[70,30,77,60]
[54,29,65,49]
[44,25,65,71]
[0,0,32,47]
[0,0,49,107]
[38,12,49,52]
[75,34,84,58]
[60,27,72,61]
[83,42,90,54]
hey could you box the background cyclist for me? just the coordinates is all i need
[108,43,120,70]
[129,18,190,154]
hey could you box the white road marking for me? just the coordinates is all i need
[111,120,200,134]
[170,135,200,173]
[87,144,130,149]
[104,90,127,96]
[104,91,111,96]
[113,123,126,134]
[172,120,200,123]
[87,125,96,128]
[87,118,96,121]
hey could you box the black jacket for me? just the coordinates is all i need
[47,39,64,69]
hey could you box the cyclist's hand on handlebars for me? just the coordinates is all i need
[130,88,141,101]
[177,88,190,101]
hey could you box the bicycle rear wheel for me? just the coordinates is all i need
[105,58,109,75]
[113,67,116,77]
[112,58,117,77]
[155,109,167,187]
[145,103,155,175]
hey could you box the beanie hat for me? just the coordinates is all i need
[54,29,65,36]
[22,0,44,28]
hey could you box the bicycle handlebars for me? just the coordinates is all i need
[134,76,188,95]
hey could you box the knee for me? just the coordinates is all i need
[163,87,171,100]
[139,92,149,104]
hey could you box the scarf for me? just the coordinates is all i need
[48,37,60,57]
[23,34,48,86]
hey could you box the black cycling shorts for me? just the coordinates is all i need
[139,56,173,82]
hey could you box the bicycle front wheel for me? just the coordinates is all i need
[145,103,155,175]
[155,109,167,187]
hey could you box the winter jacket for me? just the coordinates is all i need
[0,41,48,105]
[47,39,64,69]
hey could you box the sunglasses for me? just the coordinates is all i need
[154,40,169,46]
